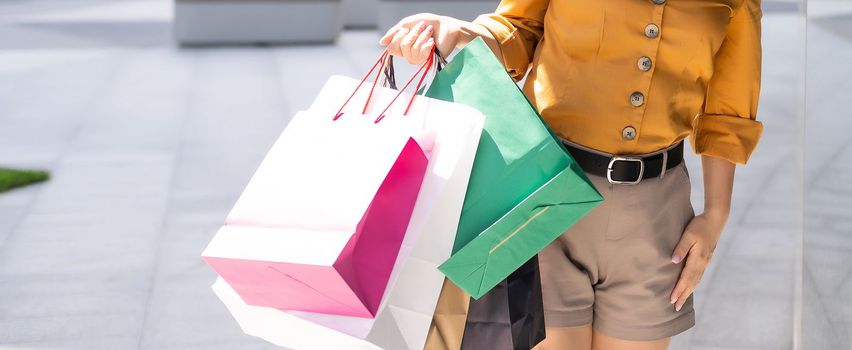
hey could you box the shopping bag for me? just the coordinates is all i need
[211,85,484,348]
[202,99,432,317]
[425,37,604,299]
[212,277,382,350]
[460,256,546,350]
[209,50,486,350]
[296,51,485,350]
[423,279,470,350]
[424,257,545,350]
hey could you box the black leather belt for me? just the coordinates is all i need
[561,139,684,185]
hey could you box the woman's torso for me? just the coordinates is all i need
[524,0,747,155]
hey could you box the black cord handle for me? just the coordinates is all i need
[382,48,447,91]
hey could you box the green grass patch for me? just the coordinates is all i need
[0,167,50,193]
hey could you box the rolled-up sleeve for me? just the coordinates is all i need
[472,0,550,81]
[691,0,764,164]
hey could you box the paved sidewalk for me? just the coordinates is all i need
[0,1,843,349]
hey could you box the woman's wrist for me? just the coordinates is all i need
[702,205,730,223]
[699,155,735,228]
[451,18,483,48]
[447,17,503,63]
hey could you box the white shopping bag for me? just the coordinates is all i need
[212,101,480,345]
[202,107,436,318]
[211,66,485,349]
[209,47,485,348]
[213,277,381,350]
[294,74,485,350]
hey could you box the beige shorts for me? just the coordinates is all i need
[539,161,696,341]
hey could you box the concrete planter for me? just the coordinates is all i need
[342,0,380,28]
[174,0,343,45]
[378,0,498,33]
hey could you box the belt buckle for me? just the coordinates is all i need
[607,156,644,185]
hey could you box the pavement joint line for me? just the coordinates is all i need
[802,259,844,345]
[804,128,852,191]
[269,49,295,119]
[833,267,852,294]
[133,49,200,350]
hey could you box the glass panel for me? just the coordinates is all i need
[803,0,852,348]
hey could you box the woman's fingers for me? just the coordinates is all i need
[673,261,701,311]
[386,27,410,56]
[379,13,453,65]
[671,231,695,264]
[669,262,690,306]
[379,27,399,46]
[673,285,695,312]
[400,22,426,62]
[418,38,436,64]
[410,25,434,64]
[669,246,707,311]
[380,15,419,45]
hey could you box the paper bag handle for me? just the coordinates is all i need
[373,47,447,123]
[381,47,446,91]
[333,50,391,121]
[372,48,435,123]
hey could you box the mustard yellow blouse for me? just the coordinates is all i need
[474,0,764,164]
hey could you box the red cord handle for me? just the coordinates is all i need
[333,50,390,121]
[333,47,439,124]
[362,51,389,115]
[373,47,436,124]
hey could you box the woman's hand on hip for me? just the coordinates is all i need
[670,155,736,312]
[669,210,727,312]
[379,14,465,65]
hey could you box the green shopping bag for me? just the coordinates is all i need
[425,37,604,299]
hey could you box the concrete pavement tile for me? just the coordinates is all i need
[670,327,697,350]
[0,314,143,345]
[688,345,780,350]
[725,227,798,261]
[0,337,140,350]
[142,339,274,350]
[0,235,156,275]
[802,272,845,349]
[138,285,259,349]
[690,295,793,349]
[703,255,795,298]
[0,289,147,320]
[0,269,149,296]
[11,211,166,236]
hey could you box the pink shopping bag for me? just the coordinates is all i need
[202,56,435,317]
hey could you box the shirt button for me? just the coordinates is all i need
[622,126,637,141]
[652,0,666,4]
[638,56,653,71]
[645,23,660,38]
[629,91,645,107]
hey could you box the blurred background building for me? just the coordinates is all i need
[0,0,848,349]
